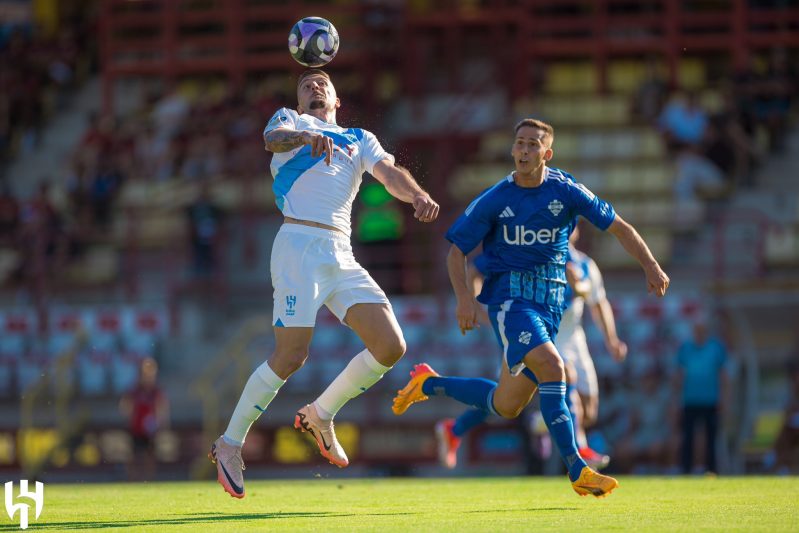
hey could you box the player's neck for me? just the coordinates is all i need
[513,165,546,188]
[306,109,337,124]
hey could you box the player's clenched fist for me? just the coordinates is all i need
[646,266,670,297]
[412,194,439,223]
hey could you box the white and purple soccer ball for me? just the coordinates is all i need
[288,17,339,68]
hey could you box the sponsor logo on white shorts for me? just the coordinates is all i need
[286,295,297,317]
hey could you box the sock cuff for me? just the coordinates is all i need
[358,349,392,373]
[539,381,567,396]
[256,361,286,389]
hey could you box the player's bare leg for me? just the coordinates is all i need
[298,303,405,466]
[211,327,312,498]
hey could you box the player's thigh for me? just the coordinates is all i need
[344,303,406,366]
[269,326,314,379]
[493,360,539,419]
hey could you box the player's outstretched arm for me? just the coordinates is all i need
[606,215,670,297]
[447,245,480,334]
[590,299,628,361]
[263,128,334,164]
[372,160,439,223]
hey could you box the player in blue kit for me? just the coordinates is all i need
[393,118,669,497]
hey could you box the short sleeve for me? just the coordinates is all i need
[263,107,298,135]
[568,182,616,230]
[359,129,395,175]
[445,189,500,255]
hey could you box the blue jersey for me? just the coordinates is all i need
[446,167,615,311]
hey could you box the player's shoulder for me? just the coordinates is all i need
[267,107,299,129]
[548,166,597,199]
[464,174,514,214]
[342,127,370,142]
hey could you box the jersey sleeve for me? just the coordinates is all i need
[445,189,499,255]
[359,129,395,175]
[567,181,616,230]
[263,107,298,135]
[585,257,606,305]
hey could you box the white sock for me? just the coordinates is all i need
[314,349,391,420]
[224,361,285,445]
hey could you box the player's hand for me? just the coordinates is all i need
[608,338,628,362]
[304,131,334,165]
[646,264,669,297]
[412,193,439,223]
[455,297,480,335]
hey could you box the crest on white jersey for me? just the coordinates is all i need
[548,199,564,216]
[498,206,515,218]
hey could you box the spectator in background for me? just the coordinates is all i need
[186,180,224,278]
[658,91,708,152]
[676,318,729,474]
[774,360,799,474]
[119,357,169,481]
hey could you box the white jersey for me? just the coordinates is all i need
[264,108,395,235]
[556,246,606,343]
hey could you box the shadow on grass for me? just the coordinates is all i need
[0,506,578,530]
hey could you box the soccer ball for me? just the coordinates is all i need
[288,17,339,68]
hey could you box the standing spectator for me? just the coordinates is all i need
[185,181,224,278]
[119,357,169,481]
[676,318,729,474]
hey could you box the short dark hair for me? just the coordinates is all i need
[514,118,554,144]
[297,69,332,87]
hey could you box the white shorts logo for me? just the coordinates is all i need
[5,480,44,530]
[285,295,297,317]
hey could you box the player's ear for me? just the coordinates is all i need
[544,147,554,161]
[334,97,341,109]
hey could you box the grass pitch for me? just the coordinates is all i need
[2,476,797,532]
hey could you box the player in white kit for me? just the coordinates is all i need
[209,69,439,498]
[557,225,627,467]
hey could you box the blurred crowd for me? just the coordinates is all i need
[634,50,797,212]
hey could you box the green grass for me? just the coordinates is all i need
[2,477,797,532]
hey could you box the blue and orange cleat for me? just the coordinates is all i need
[571,466,619,498]
[392,363,439,415]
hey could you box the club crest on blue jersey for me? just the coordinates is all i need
[548,199,564,216]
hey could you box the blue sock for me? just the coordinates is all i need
[452,408,490,438]
[565,383,581,448]
[539,381,587,482]
[422,376,498,414]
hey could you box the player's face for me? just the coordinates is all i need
[511,126,553,174]
[297,75,340,115]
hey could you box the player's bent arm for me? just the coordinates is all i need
[447,245,479,333]
[607,215,670,297]
[264,127,334,163]
[372,159,439,222]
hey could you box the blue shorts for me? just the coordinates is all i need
[488,300,561,384]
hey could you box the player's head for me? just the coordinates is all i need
[296,69,340,117]
[139,357,159,386]
[511,118,554,174]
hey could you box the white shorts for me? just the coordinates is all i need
[270,224,390,327]
[555,328,598,398]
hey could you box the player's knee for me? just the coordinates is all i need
[372,334,406,367]
[270,351,308,377]
[538,353,565,381]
